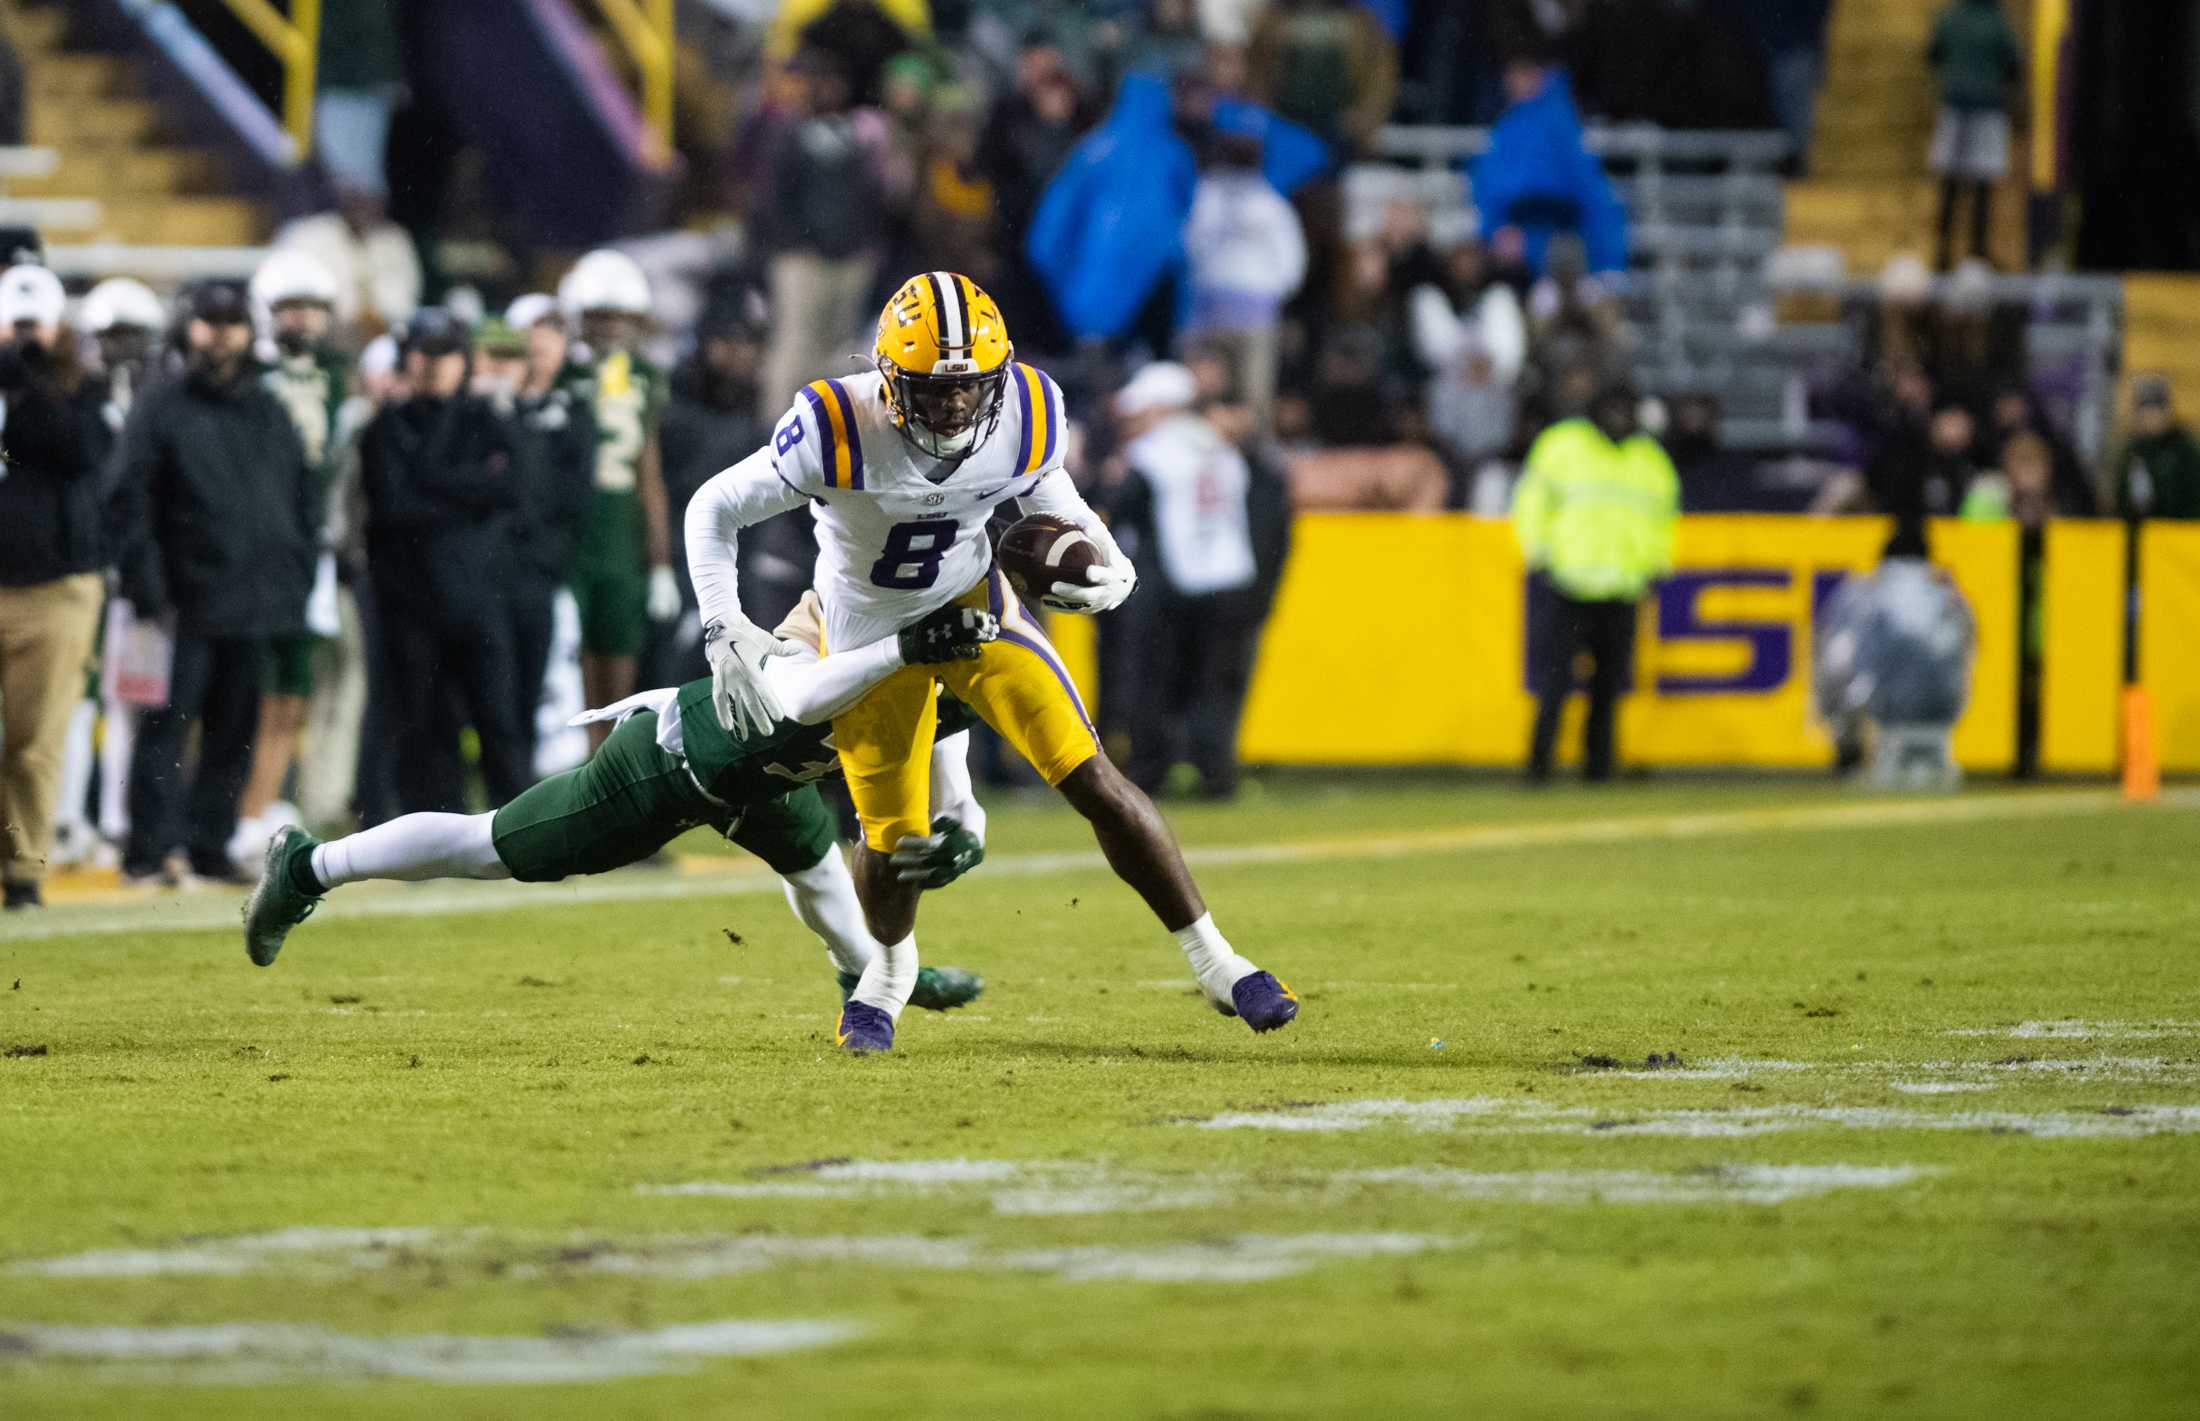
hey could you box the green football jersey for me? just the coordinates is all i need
[674,677,981,806]
[262,347,350,496]
[560,347,666,495]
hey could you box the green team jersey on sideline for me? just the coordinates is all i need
[263,346,350,513]
[560,347,667,559]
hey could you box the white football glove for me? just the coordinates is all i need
[1043,560,1135,615]
[645,565,683,622]
[704,616,796,738]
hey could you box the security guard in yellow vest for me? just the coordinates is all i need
[1512,379,1680,781]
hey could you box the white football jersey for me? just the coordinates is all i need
[768,363,1070,637]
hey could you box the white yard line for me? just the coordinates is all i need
[8,787,2193,943]
[0,1317,861,1384]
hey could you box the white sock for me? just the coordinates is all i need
[1174,913,1257,1001]
[780,846,877,979]
[310,812,510,888]
[852,931,918,1020]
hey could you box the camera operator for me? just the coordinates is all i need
[0,265,113,908]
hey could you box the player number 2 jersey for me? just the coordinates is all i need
[767,363,1069,630]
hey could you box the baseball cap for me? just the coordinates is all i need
[472,315,525,356]
[187,279,253,326]
[1115,361,1198,420]
[400,307,470,358]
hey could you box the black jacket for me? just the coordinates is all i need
[108,362,315,635]
[503,386,595,585]
[0,350,113,586]
[361,393,519,608]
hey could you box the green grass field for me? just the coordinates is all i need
[4,777,2199,1418]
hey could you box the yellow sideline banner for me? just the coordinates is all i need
[2040,521,2126,773]
[2139,522,2200,772]
[1228,515,2020,769]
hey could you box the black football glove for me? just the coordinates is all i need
[897,605,999,665]
[889,815,986,889]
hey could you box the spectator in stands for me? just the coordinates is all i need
[795,0,916,107]
[314,0,406,202]
[1106,362,1285,800]
[1814,518,1975,788]
[1872,397,1985,517]
[975,34,1097,349]
[1306,239,1411,445]
[1474,59,1628,279]
[1181,128,1307,432]
[1730,0,1835,172]
[907,83,1001,287]
[1408,239,1527,477]
[0,266,113,909]
[1987,381,2095,515]
[1513,378,1679,783]
[1927,0,2023,271]
[1527,232,1625,368]
[2110,376,2200,522]
[1245,0,1399,156]
[109,281,316,886]
[478,306,593,759]
[756,47,887,420]
[359,310,531,814]
[1667,393,1765,512]
[1121,0,1206,82]
[1961,428,2054,529]
[272,189,425,330]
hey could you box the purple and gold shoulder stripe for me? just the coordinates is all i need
[801,378,865,491]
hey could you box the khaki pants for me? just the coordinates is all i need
[760,250,878,421]
[0,572,104,885]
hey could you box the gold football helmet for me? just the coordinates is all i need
[874,271,1014,459]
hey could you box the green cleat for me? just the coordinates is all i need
[836,965,986,1012]
[241,826,324,967]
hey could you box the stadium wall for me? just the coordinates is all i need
[1052,516,2200,774]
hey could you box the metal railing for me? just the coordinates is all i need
[589,0,675,153]
[216,0,320,159]
[1375,124,1792,175]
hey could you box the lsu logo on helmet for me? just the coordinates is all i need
[874,271,1013,459]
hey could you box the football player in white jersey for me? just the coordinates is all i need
[685,271,1298,1052]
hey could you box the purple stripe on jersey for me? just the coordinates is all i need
[1035,369,1057,468]
[1013,366,1035,473]
[800,384,838,489]
[826,378,864,490]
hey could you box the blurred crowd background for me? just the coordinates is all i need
[1,0,2197,908]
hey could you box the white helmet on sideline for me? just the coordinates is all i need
[557,249,651,320]
[249,248,340,320]
[81,276,167,334]
[0,264,66,328]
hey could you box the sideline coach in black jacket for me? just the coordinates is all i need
[361,309,532,813]
[109,280,314,883]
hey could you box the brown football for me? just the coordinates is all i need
[996,513,1102,605]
